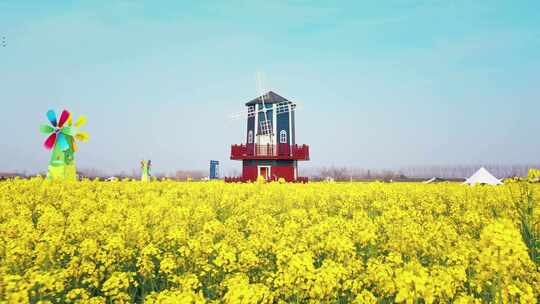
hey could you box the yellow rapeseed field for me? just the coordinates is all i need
[0,178,539,303]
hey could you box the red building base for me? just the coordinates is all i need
[226,145,309,183]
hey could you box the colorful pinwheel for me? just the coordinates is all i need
[40,109,89,180]
[40,109,89,152]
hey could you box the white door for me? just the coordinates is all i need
[258,166,271,179]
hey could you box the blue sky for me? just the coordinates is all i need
[1,1,539,175]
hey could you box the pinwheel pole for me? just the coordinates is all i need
[41,109,89,181]
[47,135,77,180]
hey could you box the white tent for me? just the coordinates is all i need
[464,167,503,185]
[423,177,437,184]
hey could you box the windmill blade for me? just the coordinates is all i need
[228,105,260,120]
[75,131,89,142]
[46,110,57,127]
[228,110,249,120]
[57,133,70,151]
[60,126,75,136]
[256,71,267,100]
[67,112,73,126]
[75,115,87,128]
[58,110,70,128]
[44,133,57,150]
[293,100,304,111]
[255,72,273,136]
[40,124,55,134]
[228,111,246,120]
[72,139,78,152]
[261,120,275,136]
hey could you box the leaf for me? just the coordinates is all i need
[40,124,54,134]
[60,126,75,136]
[75,131,89,142]
[75,115,87,128]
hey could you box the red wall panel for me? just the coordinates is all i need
[270,165,295,182]
[246,144,255,156]
[278,143,290,156]
[242,165,258,181]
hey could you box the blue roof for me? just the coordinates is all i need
[245,91,289,106]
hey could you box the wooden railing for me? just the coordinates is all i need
[224,176,309,183]
[230,144,309,160]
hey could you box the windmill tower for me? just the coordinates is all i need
[227,82,310,182]
[141,160,151,182]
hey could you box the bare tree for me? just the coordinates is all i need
[175,170,206,180]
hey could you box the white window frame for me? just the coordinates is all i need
[258,166,271,179]
[279,130,287,143]
[248,130,254,144]
[247,105,255,117]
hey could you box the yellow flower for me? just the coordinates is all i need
[0,179,539,303]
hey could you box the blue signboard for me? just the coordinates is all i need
[209,160,220,179]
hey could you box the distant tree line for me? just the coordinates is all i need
[302,163,540,181]
[3,163,539,182]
